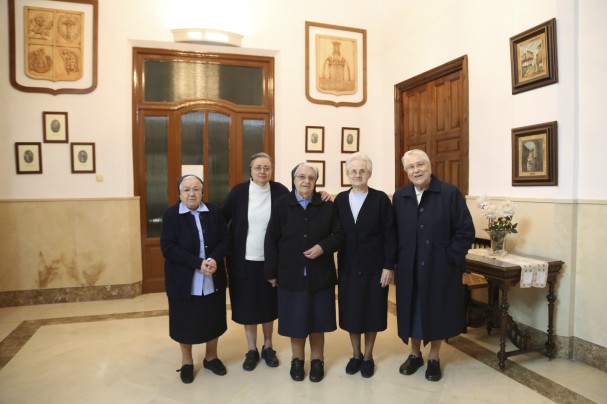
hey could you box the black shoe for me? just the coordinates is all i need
[309,359,324,382]
[203,358,227,376]
[177,364,194,384]
[261,345,279,367]
[425,359,441,382]
[360,359,375,378]
[399,354,424,375]
[345,357,363,375]
[242,349,260,371]
[290,358,305,381]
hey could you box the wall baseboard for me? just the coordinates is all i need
[0,282,142,307]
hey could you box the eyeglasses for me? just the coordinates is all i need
[405,161,427,172]
[295,174,317,182]
[252,165,272,172]
[181,187,202,194]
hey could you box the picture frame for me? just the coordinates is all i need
[43,111,68,143]
[305,21,367,107]
[306,160,325,187]
[305,126,325,153]
[509,18,558,94]
[15,142,42,174]
[341,127,359,153]
[71,142,96,173]
[8,0,99,95]
[341,161,351,187]
[512,121,558,186]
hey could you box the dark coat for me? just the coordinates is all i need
[160,203,230,300]
[393,175,475,343]
[222,180,289,280]
[264,192,345,292]
[335,187,396,276]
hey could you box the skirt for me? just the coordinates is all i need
[168,290,227,344]
[229,260,278,325]
[338,272,388,334]
[277,278,336,339]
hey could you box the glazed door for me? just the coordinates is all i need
[133,48,274,293]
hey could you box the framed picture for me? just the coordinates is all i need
[8,0,99,95]
[306,160,325,187]
[512,121,558,186]
[71,142,96,173]
[341,161,351,187]
[341,127,359,153]
[43,111,68,143]
[15,142,42,174]
[305,126,325,153]
[305,21,367,107]
[509,18,558,94]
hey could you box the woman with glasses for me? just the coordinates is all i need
[160,175,231,384]
[393,149,474,382]
[222,153,289,371]
[264,162,344,383]
[334,153,396,378]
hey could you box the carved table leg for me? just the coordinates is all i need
[498,283,510,370]
[546,279,557,359]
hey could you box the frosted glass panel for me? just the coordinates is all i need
[207,112,230,204]
[144,116,168,238]
[144,60,264,106]
[182,112,204,165]
[241,119,265,181]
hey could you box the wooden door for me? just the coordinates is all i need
[132,48,275,293]
[394,56,469,194]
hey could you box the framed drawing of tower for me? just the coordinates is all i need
[305,21,366,107]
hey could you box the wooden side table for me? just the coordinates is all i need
[465,252,564,370]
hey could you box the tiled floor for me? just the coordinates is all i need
[1,289,605,404]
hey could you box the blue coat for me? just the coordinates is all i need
[264,192,344,292]
[222,180,289,280]
[335,187,396,276]
[160,203,230,300]
[393,175,475,343]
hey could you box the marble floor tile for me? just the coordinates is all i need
[0,291,605,404]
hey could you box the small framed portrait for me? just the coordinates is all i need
[341,160,351,187]
[341,127,359,153]
[509,18,558,94]
[71,142,96,173]
[512,121,557,186]
[305,126,324,153]
[306,160,325,187]
[15,142,42,174]
[43,111,68,143]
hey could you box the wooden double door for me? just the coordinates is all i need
[394,56,469,194]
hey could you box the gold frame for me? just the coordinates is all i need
[9,0,98,95]
[305,21,367,107]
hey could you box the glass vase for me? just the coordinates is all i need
[486,230,507,257]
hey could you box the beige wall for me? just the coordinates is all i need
[0,198,142,292]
